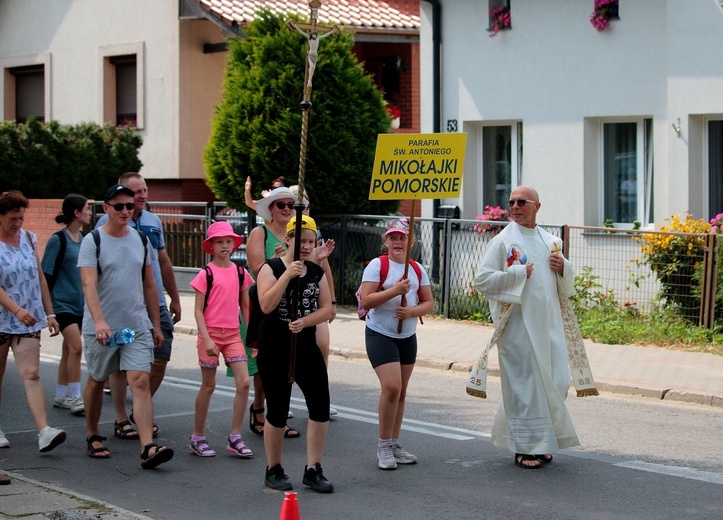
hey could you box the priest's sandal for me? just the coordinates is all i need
[86,435,110,459]
[535,454,553,463]
[140,443,174,469]
[515,453,542,469]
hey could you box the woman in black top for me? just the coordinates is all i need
[256,215,333,493]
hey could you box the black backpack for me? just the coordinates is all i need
[202,264,246,311]
[46,229,84,291]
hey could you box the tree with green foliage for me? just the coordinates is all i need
[0,118,142,199]
[205,10,399,215]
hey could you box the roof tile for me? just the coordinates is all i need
[193,0,420,30]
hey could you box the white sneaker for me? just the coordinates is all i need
[69,397,85,416]
[391,440,417,464]
[0,429,9,448]
[38,426,66,452]
[53,396,72,409]
[329,406,338,416]
[377,439,397,470]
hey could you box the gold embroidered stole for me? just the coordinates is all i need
[467,225,598,398]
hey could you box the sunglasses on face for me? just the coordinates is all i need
[508,199,537,208]
[275,201,295,210]
[108,202,135,211]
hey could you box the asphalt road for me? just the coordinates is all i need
[2,331,722,520]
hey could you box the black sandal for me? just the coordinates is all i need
[140,443,174,469]
[249,405,264,436]
[129,411,159,438]
[535,454,553,464]
[114,420,138,440]
[87,435,110,459]
[515,453,542,469]
[283,425,301,438]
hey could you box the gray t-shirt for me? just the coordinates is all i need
[78,228,153,335]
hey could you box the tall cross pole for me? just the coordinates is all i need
[285,1,338,383]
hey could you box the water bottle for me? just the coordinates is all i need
[106,328,135,348]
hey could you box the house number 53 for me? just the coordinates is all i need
[447,119,458,132]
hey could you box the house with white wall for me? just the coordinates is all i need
[0,0,420,203]
[419,0,723,227]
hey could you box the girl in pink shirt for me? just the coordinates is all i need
[189,221,254,458]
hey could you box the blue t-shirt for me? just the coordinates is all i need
[96,209,166,306]
[41,229,84,316]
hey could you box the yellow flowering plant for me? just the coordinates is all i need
[635,212,710,321]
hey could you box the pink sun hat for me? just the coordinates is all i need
[202,221,244,255]
[385,217,410,235]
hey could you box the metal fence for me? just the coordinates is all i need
[91,202,720,326]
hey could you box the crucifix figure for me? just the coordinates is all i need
[287,3,339,89]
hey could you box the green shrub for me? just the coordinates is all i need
[204,10,398,215]
[0,118,142,199]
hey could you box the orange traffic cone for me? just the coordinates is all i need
[279,491,301,520]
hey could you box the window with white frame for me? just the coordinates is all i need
[601,118,653,226]
[10,64,45,123]
[707,120,723,220]
[481,123,523,209]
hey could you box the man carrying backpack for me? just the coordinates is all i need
[79,184,173,468]
[95,172,181,440]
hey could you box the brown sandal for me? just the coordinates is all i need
[87,435,111,458]
[114,420,138,440]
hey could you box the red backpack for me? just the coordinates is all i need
[356,255,424,323]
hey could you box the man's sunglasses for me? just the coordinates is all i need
[508,199,537,208]
[108,202,135,211]
[274,201,295,210]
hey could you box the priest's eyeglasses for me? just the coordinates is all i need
[508,199,537,208]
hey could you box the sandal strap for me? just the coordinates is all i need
[141,442,159,459]
[87,434,107,443]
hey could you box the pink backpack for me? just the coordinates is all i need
[356,255,424,323]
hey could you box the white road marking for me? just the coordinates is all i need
[615,461,723,485]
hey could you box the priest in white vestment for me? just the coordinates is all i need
[474,186,580,469]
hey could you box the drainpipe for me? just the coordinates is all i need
[423,0,443,285]
[424,0,442,218]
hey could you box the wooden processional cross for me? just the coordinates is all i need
[285,1,339,382]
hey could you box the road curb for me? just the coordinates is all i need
[2,473,151,519]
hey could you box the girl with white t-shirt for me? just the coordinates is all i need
[359,217,434,470]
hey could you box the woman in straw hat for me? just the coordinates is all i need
[245,187,303,439]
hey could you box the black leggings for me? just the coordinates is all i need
[257,326,330,427]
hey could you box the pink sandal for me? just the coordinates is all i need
[227,437,253,458]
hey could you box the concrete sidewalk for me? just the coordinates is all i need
[172,292,723,408]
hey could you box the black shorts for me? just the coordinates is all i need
[56,313,82,333]
[365,327,418,369]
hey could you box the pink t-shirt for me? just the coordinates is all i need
[190,263,253,329]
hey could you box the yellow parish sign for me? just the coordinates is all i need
[369,133,467,200]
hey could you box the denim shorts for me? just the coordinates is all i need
[154,306,174,361]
